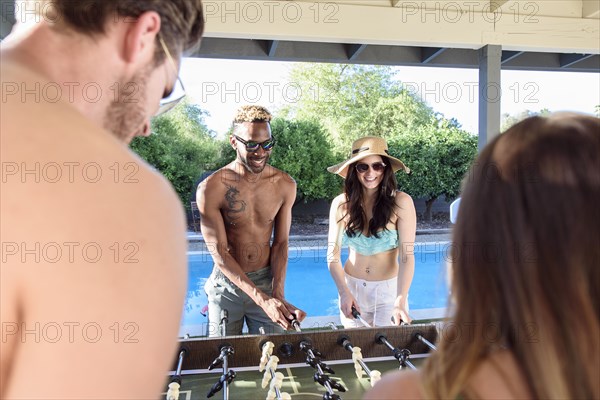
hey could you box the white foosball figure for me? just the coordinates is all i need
[166,382,180,400]
[258,342,291,400]
[369,370,382,386]
[266,372,290,400]
[350,345,381,386]
[269,371,284,392]
[260,342,275,372]
[266,355,279,372]
[266,388,291,400]
[351,347,364,378]
[262,370,271,389]
[261,356,280,388]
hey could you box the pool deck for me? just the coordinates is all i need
[187,229,452,252]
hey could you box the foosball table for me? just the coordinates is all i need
[164,323,438,400]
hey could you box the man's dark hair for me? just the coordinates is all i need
[47,0,204,63]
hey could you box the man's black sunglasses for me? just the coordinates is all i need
[233,135,275,151]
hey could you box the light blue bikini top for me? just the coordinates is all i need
[342,229,399,256]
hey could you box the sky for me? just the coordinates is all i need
[179,57,600,137]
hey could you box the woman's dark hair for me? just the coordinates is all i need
[342,157,399,237]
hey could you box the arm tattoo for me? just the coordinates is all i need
[225,185,246,221]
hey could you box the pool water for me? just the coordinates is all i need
[182,244,450,333]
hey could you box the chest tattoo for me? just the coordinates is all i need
[225,185,246,223]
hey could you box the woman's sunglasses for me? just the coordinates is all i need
[234,135,275,152]
[355,162,386,173]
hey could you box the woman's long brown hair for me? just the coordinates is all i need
[422,114,600,399]
[342,157,399,237]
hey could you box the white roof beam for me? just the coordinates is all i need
[203,1,600,54]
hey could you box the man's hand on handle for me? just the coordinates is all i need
[259,296,306,330]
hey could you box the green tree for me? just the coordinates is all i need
[389,121,478,221]
[211,136,236,170]
[130,100,219,209]
[501,108,551,131]
[281,64,434,154]
[269,118,340,201]
[280,62,476,216]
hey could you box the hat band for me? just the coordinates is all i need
[352,146,369,155]
[351,147,391,156]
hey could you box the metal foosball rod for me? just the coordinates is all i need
[206,344,235,398]
[166,348,187,400]
[221,310,231,400]
[221,345,231,400]
[207,309,236,399]
[206,369,235,399]
[336,334,381,386]
[415,333,437,351]
[266,368,290,400]
[290,318,301,332]
[329,324,379,383]
[351,306,371,328]
[259,342,291,400]
[220,310,228,337]
[375,333,417,370]
[327,322,339,330]
[299,341,345,400]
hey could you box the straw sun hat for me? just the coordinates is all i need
[327,136,410,179]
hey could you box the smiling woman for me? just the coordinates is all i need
[326,136,417,328]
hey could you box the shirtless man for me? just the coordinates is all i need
[197,105,306,336]
[1,1,204,398]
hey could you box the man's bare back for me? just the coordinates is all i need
[1,59,187,400]
[0,3,205,397]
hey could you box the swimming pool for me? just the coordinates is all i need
[181,243,451,336]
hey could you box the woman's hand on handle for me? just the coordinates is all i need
[392,303,412,325]
[339,292,360,319]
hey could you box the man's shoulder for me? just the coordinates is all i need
[199,166,235,191]
[265,165,296,188]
